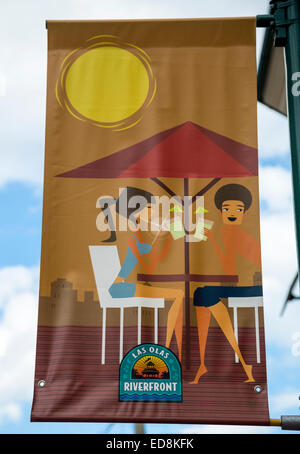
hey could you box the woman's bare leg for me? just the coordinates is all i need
[134,284,184,360]
[190,306,211,384]
[173,297,183,361]
[209,301,254,382]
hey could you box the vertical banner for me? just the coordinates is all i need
[31,18,270,425]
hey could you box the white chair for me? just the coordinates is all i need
[228,296,264,363]
[89,245,165,364]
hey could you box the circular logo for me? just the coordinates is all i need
[119,344,182,402]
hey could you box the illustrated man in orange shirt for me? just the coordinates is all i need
[190,184,262,384]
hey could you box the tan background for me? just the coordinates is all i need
[39,18,260,325]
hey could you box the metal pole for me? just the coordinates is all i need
[272,1,300,430]
[135,423,145,434]
[258,3,300,289]
[256,14,275,27]
[278,0,300,287]
[257,2,300,431]
[270,416,300,430]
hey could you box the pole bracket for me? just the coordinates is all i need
[269,0,300,46]
[270,0,288,46]
[281,415,300,430]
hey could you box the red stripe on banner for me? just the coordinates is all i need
[31,325,269,424]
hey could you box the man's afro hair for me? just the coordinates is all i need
[214,184,252,211]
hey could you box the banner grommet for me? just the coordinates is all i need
[37,380,46,388]
[254,385,263,393]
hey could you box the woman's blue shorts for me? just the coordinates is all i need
[109,282,136,298]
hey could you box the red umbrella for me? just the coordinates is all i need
[58,120,258,366]
[59,121,257,180]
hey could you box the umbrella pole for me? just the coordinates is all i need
[184,178,191,370]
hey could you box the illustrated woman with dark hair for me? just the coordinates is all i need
[190,184,262,384]
[104,187,184,361]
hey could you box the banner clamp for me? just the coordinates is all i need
[270,416,300,430]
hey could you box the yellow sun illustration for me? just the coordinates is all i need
[56,35,156,131]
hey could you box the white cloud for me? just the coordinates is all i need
[0,266,39,308]
[0,141,44,189]
[271,390,300,414]
[0,0,268,188]
[0,72,6,97]
[0,266,39,424]
[258,103,290,158]
[0,403,22,425]
[259,165,292,212]
[260,210,299,347]
[256,161,299,349]
[1,0,300,433]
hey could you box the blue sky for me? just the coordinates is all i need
[0,0,300,434]
[0,184,42,268]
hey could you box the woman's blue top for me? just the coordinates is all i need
[109,234,152,298]
[118,233,152,278]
